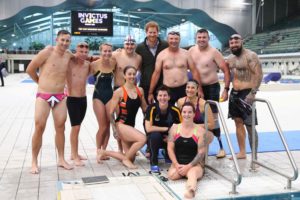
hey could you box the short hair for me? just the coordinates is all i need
[187,79,199,88]
[123,65,137,75]
[77,42,89,48]
[196,28,209,35]
[99,43,113,51]
[168,31,180,37]
[156,85,171,96]
[145,21,160,32]
[181,102,196,113]
[57,30,71,37]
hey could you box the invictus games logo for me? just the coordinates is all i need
[71,11,113,36]
[78,12,108,25]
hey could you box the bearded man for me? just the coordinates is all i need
[226,34,263,160]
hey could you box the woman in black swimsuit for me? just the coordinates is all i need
[167,102,213,199]
[90,43,116,162]
[98,66,147,169]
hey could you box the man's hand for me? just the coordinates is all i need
[148,93,154,104]
[245,92,255,104]
[198,88,204,99]
[112,125,119,139]
[221,90,229,101]
[162,134,169,143]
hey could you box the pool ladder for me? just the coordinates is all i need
[250,98,298,189]
[204,100,242,194]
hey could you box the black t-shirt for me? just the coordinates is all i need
[145,103,181,133]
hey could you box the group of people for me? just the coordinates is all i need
[26,21,262,199]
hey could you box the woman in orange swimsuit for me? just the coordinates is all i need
[98,66,147,169]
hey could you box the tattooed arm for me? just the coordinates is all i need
[245,52,263,103]
[190,126,211,166]
[248,52,263,92]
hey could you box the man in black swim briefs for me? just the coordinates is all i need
[188,28,230,158]
[113,35,141,90]
[66,42,92,166]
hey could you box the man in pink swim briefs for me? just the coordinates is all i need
[26,30,74,174]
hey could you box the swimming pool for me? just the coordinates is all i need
[280,79,300,84]
[222,191,300,200]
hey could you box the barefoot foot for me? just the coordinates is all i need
[73,158,85,167]
[100,155,110,160]
[70,154,87,160]
[97,149,106,163]
[122,159,137,169]
[30,165,40,174]
[229,153,246,160]
[58,160,74,170]
[184,186,195,199]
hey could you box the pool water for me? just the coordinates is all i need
[280,79,300,83]
[224,191,300,200]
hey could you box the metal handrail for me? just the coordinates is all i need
[251,98,298,189]
[204,100,242,194]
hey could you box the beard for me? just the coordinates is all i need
[231,46,243,56]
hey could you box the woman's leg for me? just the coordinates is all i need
[122,141,130,154]
[117,139,124,153]
[184,165,204,199]
[98,144,137,169]
[93,99,109,162]
[117,123,146,162]
[98,123,146,169]
[167,164,182,181]
[98,149,125,162]
[102,101,112,150]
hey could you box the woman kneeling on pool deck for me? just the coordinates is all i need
[98,66,147,169]
[167,102,213,199]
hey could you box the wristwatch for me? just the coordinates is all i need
[224,87,230,91]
